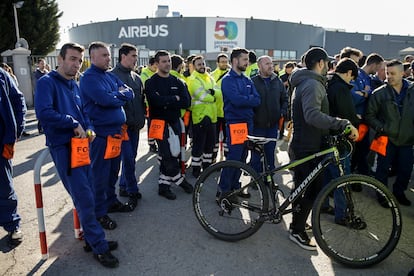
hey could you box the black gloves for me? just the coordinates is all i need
[208,89,215,96]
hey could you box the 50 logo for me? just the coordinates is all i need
[214,21,238,40]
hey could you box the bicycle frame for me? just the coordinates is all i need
[253,143,344,217]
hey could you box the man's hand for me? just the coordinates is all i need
[347,125,359,142]
[73,125,86,138]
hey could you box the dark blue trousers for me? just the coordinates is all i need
[119,129,140,194]
[218,124,251,193]
[90,136,122,218]
[375,141,413,196]
[0,155,20,232]
[49,145,109,254]
[251,126,278,174]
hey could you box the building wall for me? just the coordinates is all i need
[69,17,414,60]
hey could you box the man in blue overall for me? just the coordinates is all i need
[80,42,134,229]
[35,42,119,268]
[0,67,26,248]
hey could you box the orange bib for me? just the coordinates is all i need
[356,123,369,142]
[148,119,165,140]
[121,124,129,141]
[104,134,122,159]
[71,137,91,168]
[370,136,388,156]
[2,143,15,159]
[229,123,248,145]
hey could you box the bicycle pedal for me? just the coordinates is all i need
[220,199,233,214]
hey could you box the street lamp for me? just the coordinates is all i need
[13,1,24,47]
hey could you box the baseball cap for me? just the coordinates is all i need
[304,47,332,68]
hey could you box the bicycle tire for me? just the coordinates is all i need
[193,160,269,241]
[312,174,402,268]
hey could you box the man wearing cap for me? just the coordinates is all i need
[288,47,359,250]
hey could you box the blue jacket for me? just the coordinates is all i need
[80,64,133,136]
[221,69,260,125]
[0,68,26,146]
[351,69,372,116]
[35,70,92,147]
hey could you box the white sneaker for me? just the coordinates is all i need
[8,228,23,246]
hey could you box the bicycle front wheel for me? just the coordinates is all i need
[312,174,402,268]
[193,160,269,242]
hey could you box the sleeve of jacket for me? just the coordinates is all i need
[178,79,191,109]
[302,81,349,131]
[365,90,384,133]
[35,77,80,129]
[8,74,26,137]
[279,81,288,116]
[80,73,131,107]
[222,77,260,107]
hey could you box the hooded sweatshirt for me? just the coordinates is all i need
[290,68,350,154]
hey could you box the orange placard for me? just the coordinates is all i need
[148,119,165,140]
[229,123,248,145]
[121,124,129,141]
[183,110,191,127]
[278,116,284,130]
[71,137,91,168]
[104,134,122,159]
[370,136,388,156]
[356,123,369,142]
[2,143,15,159]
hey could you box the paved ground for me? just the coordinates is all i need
[1,109,414,276]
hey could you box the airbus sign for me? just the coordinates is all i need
[118,24,169,38]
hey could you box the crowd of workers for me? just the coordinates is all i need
[1,40,414,269]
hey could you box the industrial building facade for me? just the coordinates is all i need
[68,16,414,64]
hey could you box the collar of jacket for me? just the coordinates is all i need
[115,63,131,73]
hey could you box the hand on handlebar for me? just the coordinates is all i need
[344,124,359,142]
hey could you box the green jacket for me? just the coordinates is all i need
[210,68,228,118]
[187,71,218,124]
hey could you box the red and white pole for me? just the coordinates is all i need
[33,148,50,260]
[179,118,186,174]
[72,208,83,240]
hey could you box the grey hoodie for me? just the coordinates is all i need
[289,68,350,154]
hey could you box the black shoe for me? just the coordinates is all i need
[393,192,411,206]
[129,191,142,199]
[108,200,134,213]
[320,206,335,215]
[84,240,118,252]
[7,228,23,247]
[119,188,129,197]
[180,179,193,194]
[94,250,119,268]
[21,131,30,137]
[98,215,117,230]
[335,216,367,230]
[237,190,251,198]
[159,188,176,200]
[289,231,317,251]
[149,144,158,153]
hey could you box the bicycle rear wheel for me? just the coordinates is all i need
[193,160,269,241]
[312,174,402,268]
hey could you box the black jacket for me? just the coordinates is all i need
[111,63,146,131]
[251,73,288,128]
[327,73,360,127]
[290,68,350,154]
[145,74,191,123]
[365,80,414,146]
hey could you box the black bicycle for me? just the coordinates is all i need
[192,130,402,268]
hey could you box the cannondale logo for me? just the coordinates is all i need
[214,21,238,40]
